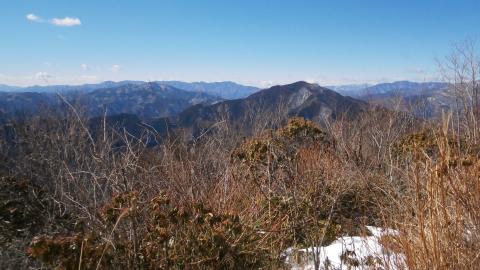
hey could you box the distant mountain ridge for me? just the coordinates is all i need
[354,81,453,119]
[81,82,220,118]
[0,91,62,118]
[176,81,368,136]
[2,80,448,100]
[83,81,370,141]
[0,80,259,99]
[0,82,220,119]
[0,84,21,92]
[1,81,145,94]
[326,84,372,94]
[338,81,451,119]
[0,80,257,119]
[0,80,453,135]
[157,81,259,99]
[360,81,448,96]
[335,81,449,97]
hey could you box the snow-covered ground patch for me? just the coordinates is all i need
[283,226,406,270]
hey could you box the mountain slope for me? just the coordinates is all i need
[5,81,144,93]
[360,86,455,119]
[0,84,21,92]
[326,84,372,95]
[158,81,259,99]
[300,81,448,98]
[0,91,62,118]
[354,81,448,97]
[0,81,259,99]
[177,81,368,136]
[0,82,220,120]
[80,82,220,119]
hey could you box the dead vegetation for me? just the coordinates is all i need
[0,97,480,270]
[0,111,400,269]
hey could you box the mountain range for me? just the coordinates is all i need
[90,80,455,139]
[0,82,220,119]
[81,81,370,143]
[0,80,448,103]
[335,81,448,97]
[0,80,259,99]
[78,82,220,119]
[176,81,367,136]
[325,84,372,94]
[158,81,259,99]
[0,80,454,137]
[359,81,448,96]
[0,91,61,118]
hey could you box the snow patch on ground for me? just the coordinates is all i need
[284,226,406,270]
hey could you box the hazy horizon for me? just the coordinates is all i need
[0,78,449,90]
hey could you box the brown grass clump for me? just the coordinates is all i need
[0,174,76,268]
[0,177,47,238]
[230,117,387,259]
[28,192,270,269]
[392,128,463,161]
[382,118,480,270]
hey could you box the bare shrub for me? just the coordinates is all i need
[379,113,480,270]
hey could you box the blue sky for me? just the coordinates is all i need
[1,0,479,87]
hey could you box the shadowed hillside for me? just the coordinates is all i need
[177,81,368,136]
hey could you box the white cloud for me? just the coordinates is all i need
[305,79,319,84]
[26,13,43,22]
[50,17,81,27]
[110,64,121,72]
[80,64,89,71]
[35,71,53,84]
[26,14,81,27]
[35,71,51,79]
[259,80,275,88]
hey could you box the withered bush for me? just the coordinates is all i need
[383,119,480,270]
[230,117,388,257]
[0,175,74,268]
[0,114,392,269]
[28,192,270,269]
[4,102,480,270]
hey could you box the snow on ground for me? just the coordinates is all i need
[283,226,406,270]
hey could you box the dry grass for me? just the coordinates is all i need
[1,100,480,269]
[382,115,480,270]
